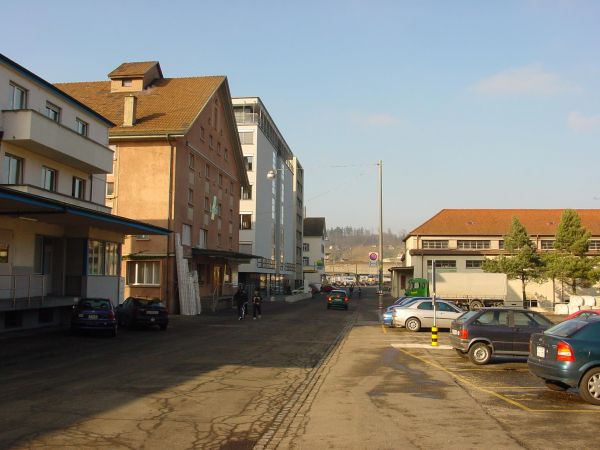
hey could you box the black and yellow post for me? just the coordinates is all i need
[431,326,438,346]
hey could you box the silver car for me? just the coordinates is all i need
[393,299,464,332]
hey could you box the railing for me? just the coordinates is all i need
[0,274,46,306]
[234,112,259,124]
[283,263,296,272]
[257,258,276,269]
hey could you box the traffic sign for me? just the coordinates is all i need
[368,252,379,261]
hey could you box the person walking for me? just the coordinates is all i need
[234,286,248,320]
[252,289,263,320]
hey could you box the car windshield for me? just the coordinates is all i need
[133,299,165,307]
[455,311,479,324]
[331,291,346,298]
[545,320,589,337]
[79,298,111,310]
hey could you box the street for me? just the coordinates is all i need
[1,290,599,449]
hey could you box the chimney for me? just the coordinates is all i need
[123,95,137,127]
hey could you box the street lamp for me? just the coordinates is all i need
[378,160,384,308]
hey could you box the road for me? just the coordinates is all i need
[1,289,599,449]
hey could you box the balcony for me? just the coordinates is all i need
[1,109,113,173]
[234,111,259,125]
[3,184,110,213]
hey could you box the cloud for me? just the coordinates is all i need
[473,65,579,96]
[364,113,402,126]
[568,111,600,133]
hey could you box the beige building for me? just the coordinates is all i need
[395,209,600,306]
[57,62,249,312]
[0,54,168,331]
[303,218,326,288]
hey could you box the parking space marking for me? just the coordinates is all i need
[391,343,453,350]
[395,348,600,413]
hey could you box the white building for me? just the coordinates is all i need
[232,97,302,294]
[303,218,326,288]
[0,54,168,332]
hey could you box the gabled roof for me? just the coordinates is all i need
[407,209,600,238]
[55,76,225,136]
[304,217,326,237]
[108,61,162,78]
[0,53,113,126]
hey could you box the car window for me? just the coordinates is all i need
[436,302,454,312]
[513,311,544,327]
[546,320,589,337]
[417,301,433,310]
[529,312,553,326]
[79,298,111,310]
[455,311,479,324]
[572,322,600,341]
[474,310,508,326]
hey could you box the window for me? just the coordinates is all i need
[303,243,310,251]
[457,240,491,249]
[205,164,210,178]
[41,167,57,191]
[438,302,460,313]
[417,301,434,310]
[76,118,88,136]
[239,131,254,145]
[127,261,160,285]
[466,260,483,269]
[182,224,192,246]
[87,240,120,276]
[9,83,27,109]
[200,127,205,140]
[2,153,23,184]
[204,196,210,211]
[474,310,509,326]
[303,257,309,266]
[46,102,61,122]
[217,233,221,247]
[209,135,213,148]
[224,148,229,161]
[106,182,115,197]
[422,240,449,249]
[540,240,554,250]
[589,240,600,251]
[217,142,221,155]
[243,155,254,171]
[189,153,195,169]
[188,188,194,204]
[218,173,223,186]
[72,177,85,199]
[499,240,504,250]
[0,244,8,264]
[199,229,208,249]
[240,213,252,230]
[513,311,547,327]
[426,260,456,271]
[134,235,149,240]
[122,79,132,87]
[242,185,252,200]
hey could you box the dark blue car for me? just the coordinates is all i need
[71,298,118,337]
[528,316,600,405]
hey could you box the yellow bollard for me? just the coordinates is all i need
[431,326,438,346]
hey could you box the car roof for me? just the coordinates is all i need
[331,289,347,294]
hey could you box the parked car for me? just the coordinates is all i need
[450,308,553,365]
[71,298,118,337]
[321,285,334,293]
[383,297,430,327]
[326,289,349,310]
[393,299,463,331]
[565,309,600,321]
[528,316,600,404]
[116,297,169,330]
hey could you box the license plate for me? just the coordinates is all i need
[451,329,459,335]
[88,314,98,319]
[147,311,159,315]
[536,346,545,358]
[150,318,155,322]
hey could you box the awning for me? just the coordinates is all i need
[192,248,258,262]
[388,266,415,274]
[0,186,170,235]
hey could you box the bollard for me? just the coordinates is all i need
[431,326,438,346]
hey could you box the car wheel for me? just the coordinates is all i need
[160,324,168,331]
[579,367,600,405]
[405,317,421,332]
[545,380,569,391]
[454,348,468,358]
[469,300,484,310]
[468,342,492,365]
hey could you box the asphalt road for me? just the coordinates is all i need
[1,290,599,450]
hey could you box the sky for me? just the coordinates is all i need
[4,0,600,234]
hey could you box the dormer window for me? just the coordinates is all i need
[122,80,132,87]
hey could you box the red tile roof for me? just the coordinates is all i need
[108,61,160,78]
[407,209,600,237]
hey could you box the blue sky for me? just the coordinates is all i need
[4,0,600,234]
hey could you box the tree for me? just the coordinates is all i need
[483,217,543,305]
[551,209,597,293]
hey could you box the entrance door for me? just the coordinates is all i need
[213,265,223,297]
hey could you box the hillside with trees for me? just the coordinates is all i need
[326,227,406,262]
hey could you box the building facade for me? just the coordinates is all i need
[57,62,249,312]
[232,97,302,294]
[0,54,168,331]
[398,209,600,305]
[303,218,326,288]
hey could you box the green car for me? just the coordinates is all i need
[327,289,349,310]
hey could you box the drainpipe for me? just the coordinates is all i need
[166,134,175,312]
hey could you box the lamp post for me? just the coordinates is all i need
[267,167,283,298]
[378,160,384,308]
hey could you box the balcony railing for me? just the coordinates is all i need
[257,258,275,269]
[234,112,259,125]
[0,274,47,304]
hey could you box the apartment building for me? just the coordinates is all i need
[232,97,302,294]
[303,217,326,288]
[397,209,600,303]
[57,62,249,312]
[0,54,168,331]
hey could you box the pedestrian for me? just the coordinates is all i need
[234,286,248,320]
[349,284,354,297]
[252,289,263,320]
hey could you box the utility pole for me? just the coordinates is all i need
[378,160,383,307]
